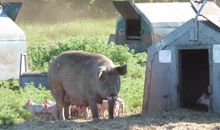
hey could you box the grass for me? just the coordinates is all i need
[20,19,116,44]
[0,82,54,128]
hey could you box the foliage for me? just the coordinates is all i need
[0,79,20,90]
[28,36,147,73]
[0,83,52,128]
[120,75,145,110]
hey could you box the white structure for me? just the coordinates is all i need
[143,1,220,114]
[0,0,26,80]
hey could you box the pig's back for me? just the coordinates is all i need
[48,51,114,103]
[48,51,114,79]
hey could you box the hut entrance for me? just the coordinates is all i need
[113,1,141,40]
[179,49,209,112]
[126,19,141,40]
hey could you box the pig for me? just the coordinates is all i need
[70,105,78,118]
[70,105,90,119]
[42,100,58,120]
[114,98,125,117]
[48,51,127,120]
[76,106,90,119]
[23,99,45,120]
[97,98,125,118]
[114,101,120,117]
[97,100,108,118]
[196,92,210,107]
[44,99,56,106]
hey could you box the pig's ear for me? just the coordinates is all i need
[44,103,48,109]
[27,99,32,104]
[44,99,48,104]
[115,65,127,75]
[98,66,107,80]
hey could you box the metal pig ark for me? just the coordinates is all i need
[142,1,220,114]
[0,0,26,80]
[111,1,196,53]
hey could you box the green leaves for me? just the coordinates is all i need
[0,84,53,128]
[28,36,147,71]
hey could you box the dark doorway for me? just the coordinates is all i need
[179,49,209,111]
[126,19,141,40]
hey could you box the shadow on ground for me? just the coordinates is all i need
[9,109,220,130]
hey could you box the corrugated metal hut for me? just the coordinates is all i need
[112,1,196,52]
[0,0,26,80]
[143,1,220,114]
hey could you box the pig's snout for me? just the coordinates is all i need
[107,96,117,103]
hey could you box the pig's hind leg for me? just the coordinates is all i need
[51,83,66,120]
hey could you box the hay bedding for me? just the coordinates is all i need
[11,109,220,130]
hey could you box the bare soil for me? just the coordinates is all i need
[11,109,220,130]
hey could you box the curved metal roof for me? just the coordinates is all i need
[191,1,220,28]
[1,0,23,21]
[135,2,196,27]
[0,12,25,41]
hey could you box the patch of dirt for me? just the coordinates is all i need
[11,109,220,130]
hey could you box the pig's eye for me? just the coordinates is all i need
[99,75,106,82]
[100,78,107,83]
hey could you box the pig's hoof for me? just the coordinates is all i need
[108,116,114,120]
[92,118,100,123]
[65,117,71,120]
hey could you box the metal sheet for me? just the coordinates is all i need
[135,2,195,25]
[0,4,26,80]
[108,34,116,44]
[1,1,23,21]
[212,62,220,114]
[191,1,220,28]
[1,0,23,2]
[0,12,25,41]
[0,41,26,80]
[113,1,139,20]
[20,72,49,89]
[134,2,196,42]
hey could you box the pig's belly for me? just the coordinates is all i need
[66,90,88,106]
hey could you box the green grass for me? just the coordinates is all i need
[20,19,116,44]
[0,81,53,128]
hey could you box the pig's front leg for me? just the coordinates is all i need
[89,99,99,120]
[33,112,38,120]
